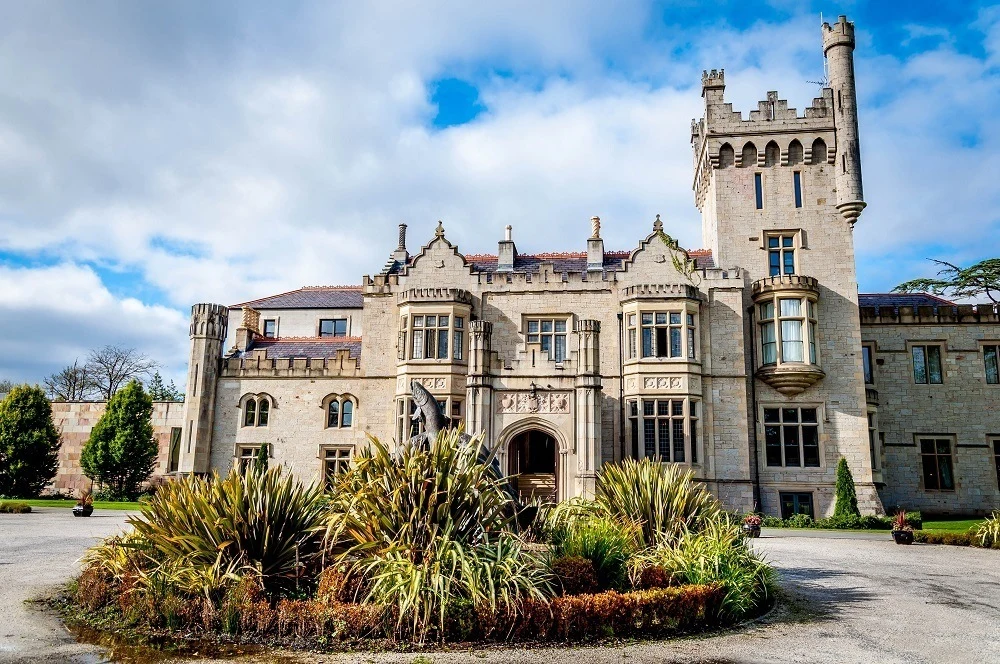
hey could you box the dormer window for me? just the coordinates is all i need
[262,319,276,337]
[527,318,567,362]
[319,318,347,337]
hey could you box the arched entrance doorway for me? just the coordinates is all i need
[508,429,557,503]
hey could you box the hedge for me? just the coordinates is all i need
[0,500,31,514]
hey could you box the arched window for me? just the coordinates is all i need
[342,400,353,427]
[718,143,735,168]
[764,141,780,167]
[740,142,757,168]
[788,140,803,166]
[257,398,270,426]
[327,400,340,428]
[811,138,827,165]
[243,399,256,427]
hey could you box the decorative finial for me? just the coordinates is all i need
[435,220,445,238]
[590,216,601,239]
[505,224,512,242]
[397,223,407,251]
[653,214,663,232]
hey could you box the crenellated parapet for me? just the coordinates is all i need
[189,303,229,339]
[620,283,701,302]
[860,304,1000,326]
[398,287,474,305]
[222,349,361,377]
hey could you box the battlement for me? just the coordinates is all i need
[221,348,362,378]
[822,15,856,53]
[189,303,229,339]
[398,287,474,305]
[620,283,701,301]
[860,304,1000,326]
[701,68,725,94]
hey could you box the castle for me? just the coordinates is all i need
[154,16,998,518]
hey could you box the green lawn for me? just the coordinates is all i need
[921,518,984,533]
[20,498,144,511]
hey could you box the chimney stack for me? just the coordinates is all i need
[498,225,517,272]
[393,223,408,262]
[587,216,604,272]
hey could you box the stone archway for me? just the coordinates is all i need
[496,418,567,503]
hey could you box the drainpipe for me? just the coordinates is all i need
[747,304,763,511]
[617,312,625,460]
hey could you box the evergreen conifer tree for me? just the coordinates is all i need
[253,443,269,474]
[833,457,860,518]
[0,385,61,497]
[80,380,157,500]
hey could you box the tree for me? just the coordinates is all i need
[85,345,158,400]
[833,457,860,518]
[0,385,61,497]
[43,360,94,401]
[893,258,1000,304]
[80,380,157,500]
[254,443,269,474]
[147,371,184,402]
[0,379,14,394]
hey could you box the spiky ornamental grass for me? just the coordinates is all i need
[595,458,722,547]
[976,511,1000,548]
[325,431,550,641]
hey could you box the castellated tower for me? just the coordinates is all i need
[178,303,228,474]
[690,15,882,516]
[823,15,865,224]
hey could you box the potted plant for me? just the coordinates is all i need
[891,509,913,544]
[742,513,763,538]
[73,486,94,517]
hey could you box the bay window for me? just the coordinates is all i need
[758,296,817,366]
[627,397,700,463]
[625,308,697,360]
[406,314,465,361]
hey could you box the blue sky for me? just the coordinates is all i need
[0,1,998,386]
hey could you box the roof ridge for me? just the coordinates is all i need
[231,286,308,307]
[260,335,363,342]
[300,285,363,290]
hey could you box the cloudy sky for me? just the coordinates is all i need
[1,1,997,387]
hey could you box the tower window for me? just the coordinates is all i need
[754,173,763,209]
[793,172,802,208]
[764,407,820,467]
[983,344,998,384]
[767,234,796,276]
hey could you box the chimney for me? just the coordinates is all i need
[234,306,260,352]
[393,223,408,262]
[587,215,604,272]
[498,224,517,272]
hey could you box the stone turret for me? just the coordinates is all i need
[823,15,865,224]
[178,303,228,474]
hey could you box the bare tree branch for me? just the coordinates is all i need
[42,360,94,401]
[85,345,158,400]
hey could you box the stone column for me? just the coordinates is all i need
[575,319,602,497]
[466,319,493,445]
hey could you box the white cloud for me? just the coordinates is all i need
[0,4,997,383]
[0,264,188,385]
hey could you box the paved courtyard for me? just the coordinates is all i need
[1,511,998,663]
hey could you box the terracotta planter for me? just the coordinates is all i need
[891,530,913,545]
[73,505,94,517]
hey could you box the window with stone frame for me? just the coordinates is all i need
[242,396,270,427]
[396,395,462,442]
[759,296,818,366]
[766,233,797,276]
[862,345,875,385]
[167,427,182,473]
[236,445,259,474]
[779,492,814,519]
[628,398,699,464]
[526,318,567,362]
[984,344,999,385]
[911,344,943,384]
[763,406,820,467]
[627,310,697,360]
[322,446,352,489]
[993,439,1000,491]
[919,437,955,491]
[325,395,356,429]
[319,318,347,337]
[409,314,463,360]
[867,411,879,471]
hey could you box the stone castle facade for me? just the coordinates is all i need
[158,16,999,517]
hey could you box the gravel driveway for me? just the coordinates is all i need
[2,513,998,664]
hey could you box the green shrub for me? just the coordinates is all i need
[549,555,598,595]
[813,514,891,530]
[630,517,774,620]
[0,500,31,513]
[761,515,783,527]
[550,516,637,591]
[127,466,327,594]
[784,513,814,528]
[595,458,721,547]
[833,457,860,518]
[0,385,61,498]
[327,431,549,642]
[975,512,1000,549]
[913,531,975,546]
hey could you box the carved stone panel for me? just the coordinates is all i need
[496,391,571,414]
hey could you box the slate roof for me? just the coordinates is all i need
[232,286,363,309]
[461,249,715,274]
[858,293,955,309]
[240,337,363,360]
